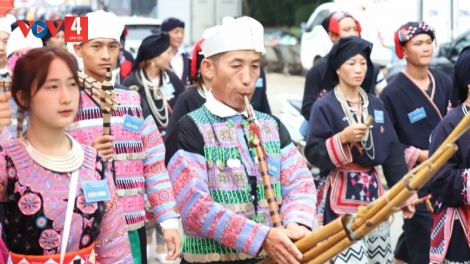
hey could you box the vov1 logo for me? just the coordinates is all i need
[17,16,88,42]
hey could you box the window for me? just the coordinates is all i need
[453,33,470,56]
[305,9,330,32]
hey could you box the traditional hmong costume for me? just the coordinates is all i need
[379,22,453,264]
[305,36,408,264]
[428,46,470,264]
[121,32,186,138]
[0,135,133,263]
[2,25,43,138]
[67,10,179,264]
[165,91,316,263]
[164,16,317,264]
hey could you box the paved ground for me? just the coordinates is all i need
[147,72,404,263]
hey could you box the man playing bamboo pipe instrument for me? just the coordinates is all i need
[164,16,316,264]
[66,10,181,264]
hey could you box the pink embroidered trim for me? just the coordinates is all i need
[404,145,421,170]
[326,133,353,167]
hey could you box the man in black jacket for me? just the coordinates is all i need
[301,11,387,121]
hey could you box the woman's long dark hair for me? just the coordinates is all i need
[11,46,80,111]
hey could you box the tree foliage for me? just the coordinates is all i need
[243,0,330,27]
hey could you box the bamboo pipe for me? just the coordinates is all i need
[244,95,284,228]
[101,67,113,136]
[260,103,470,264]
[305,144,457,264]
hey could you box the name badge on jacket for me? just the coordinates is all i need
[256,78,263,88]
[267,155,281,177]
[122,115,143,133]
[82,180,111,202]
[408,107,427,124]
[374,110,384,123]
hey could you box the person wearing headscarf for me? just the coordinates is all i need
[67,10,181,264]
[164,16,316,264]
[428,45,470,264]
[301,11,387,122]
[117,26,134,82]
[160,17,189,85]
[379,22,453,264]
[121,32,185,138]
[305,36,416,264]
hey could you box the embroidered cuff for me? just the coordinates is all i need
[404,146,421,170]
[326,133,353,167]
[160,218,179,230]
[0,127,12,143]
[403,192,419,207]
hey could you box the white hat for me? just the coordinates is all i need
[201,16,265,58]
[77,10,124,43]
[7,27,42,59]
[0,17,11,35]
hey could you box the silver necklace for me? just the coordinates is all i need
[334,85,375,160]
[462,102,470,116]
[23,133,84,173]
[141,69,171,126]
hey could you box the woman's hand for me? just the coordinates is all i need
[339,124,367,144]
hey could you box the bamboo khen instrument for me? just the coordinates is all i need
[244,95,283,228]
[77,69,120,113]
[100,68,114,136]
[259,105,470,264]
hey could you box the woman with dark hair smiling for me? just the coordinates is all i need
[0,46,132,263]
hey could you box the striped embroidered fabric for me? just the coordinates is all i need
[67,88,178,230]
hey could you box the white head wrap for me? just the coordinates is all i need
[0,17,11,35]
[7,27,42,59]
[201,16,265,58]
[77,10,124,43]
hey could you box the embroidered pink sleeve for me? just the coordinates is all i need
[141,116,179,223]
[95,160,133,263]
[326,133,353,167]
[0,128,12,143]
[0,145,6,202]
[404,146,421,170]
[279,143,316,229]
[168,150,270,257]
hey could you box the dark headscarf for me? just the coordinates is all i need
[133,32,170,70]
[451,46,470,105]
[161,17,185,32]
[41,20,63,46]
[394,21,436,59]
[321,36,373,90]
[321,11,362,36]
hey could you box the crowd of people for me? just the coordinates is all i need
[0,6,465,264]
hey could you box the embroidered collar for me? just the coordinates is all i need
[205,91,248,118]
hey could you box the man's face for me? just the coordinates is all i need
[168,27,184,49]
[0,32,9,63]
[74,38,120,78]
[203,50,261,112]
[403,34,434,66]
[328,17,360,43]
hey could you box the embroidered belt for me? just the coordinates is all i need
[8,243,95,264]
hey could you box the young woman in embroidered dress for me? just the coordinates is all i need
[121,32,185,139]
[428,46,470,264]
[304,36,416,264]
[0,46,133,264]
